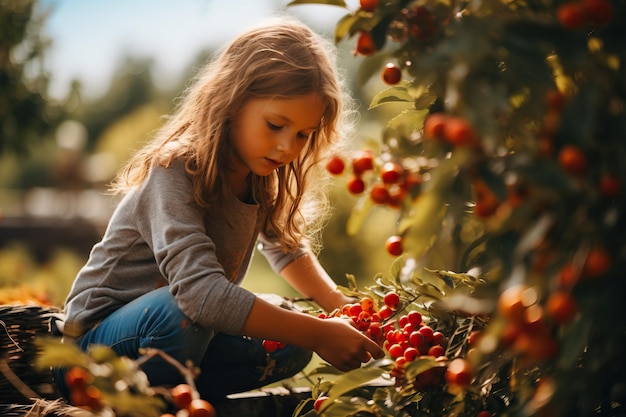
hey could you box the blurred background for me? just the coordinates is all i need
[0,0,404,308]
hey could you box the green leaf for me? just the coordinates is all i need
[101,390,165,417]
[323,367,385,410]
[35,336,91,369]
[385,108,429,138]
[369,85,414,109]
[346,196,374,237]
[404,357,444,380]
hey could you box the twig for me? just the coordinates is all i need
[135,348,200,390]
[0,319,24,352]
[0,358,39,400]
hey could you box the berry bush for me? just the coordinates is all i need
[289,0,626,416]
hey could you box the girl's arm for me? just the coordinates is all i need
[241,295,385,371]
[279,251,355,312]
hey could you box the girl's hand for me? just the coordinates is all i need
[312,317,385,372]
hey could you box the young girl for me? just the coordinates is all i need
[53,16,384,403]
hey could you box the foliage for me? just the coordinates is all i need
[289,0,626,416]
[0,0,64,155]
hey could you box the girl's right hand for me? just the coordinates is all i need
[312,317,385,372]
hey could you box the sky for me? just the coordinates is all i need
[39,0,353,100]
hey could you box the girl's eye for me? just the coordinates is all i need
[298,131,315,140]
[267,122,282,131]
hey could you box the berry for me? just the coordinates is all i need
[583,247,611,278]
[428,344,445,357]
[385,235,404,257]
[314,395,329,412]
[188,398,217,417]
[262,339,281,353]
[352,150,375,175]
[378,305,393,319]
[423,113,448,140]
[558,145,586,176]
[444,117,477,146]
[384,291,401,310]
[380,161,403,184]
[599,173,621,198]
[584,0,614,26]
[407,310,422,326]
[546,291,577,324]
[347,176,366,194]
[382,63,402,85]
[359,0,378,11]
[325,155,345,175]
[557,2,587,29]
[171,383,194,409]
[445,358,473,386]
[65,366,90,389]
[370,183,390,204]
[356,31,376,56]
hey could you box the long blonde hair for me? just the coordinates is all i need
[110,16,354,253]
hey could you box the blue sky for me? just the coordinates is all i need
[39,0,352,99]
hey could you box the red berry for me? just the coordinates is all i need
[428,344,445,357]
[418,325,434,343]
[388,343,404,358]
[347,176,366,194]
[423,113,448,140]
[360,0,379,11]
[356,31,377,56]
[380,161,403,184]
[351,150,375,175]
[370,183,390,204]
[385,235,404,257]
[404,346,420,361]
[378,305,393,319]
[262,339,280,353]
[444,116,477,146]
[557,2,587,29]
[384,291,401,310]
[325,155,345,175]
[314,395,329,412]
[583,0,614,25]
[583,247,611,278]
[599,173,621,197]
[406,311,422,326]
[382,63,402,85]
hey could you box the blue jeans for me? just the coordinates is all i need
[53,287,312,403]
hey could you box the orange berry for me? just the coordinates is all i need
[187,398,217,417]
[171,383,194,409]
[445,358,473,386]
[583,247,611,278]
[558,145,586,176]
[325,155,345,175]
[546,291,577,324]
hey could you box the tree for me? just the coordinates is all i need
[0,0,63,155]
[289,0,626,416]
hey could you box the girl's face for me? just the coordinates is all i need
[229,93,324,180]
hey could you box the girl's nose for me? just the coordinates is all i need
[276,134,298,156]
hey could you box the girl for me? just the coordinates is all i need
[53,16,384,403]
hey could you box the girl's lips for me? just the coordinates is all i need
[265,158,283,168]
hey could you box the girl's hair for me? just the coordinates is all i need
[109,15,354,253]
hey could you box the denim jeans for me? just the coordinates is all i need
[53,286,312,403]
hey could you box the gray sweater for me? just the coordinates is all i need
[62,160,305,338]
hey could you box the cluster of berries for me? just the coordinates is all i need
[64,366,104,412]
[164,383,217,417]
